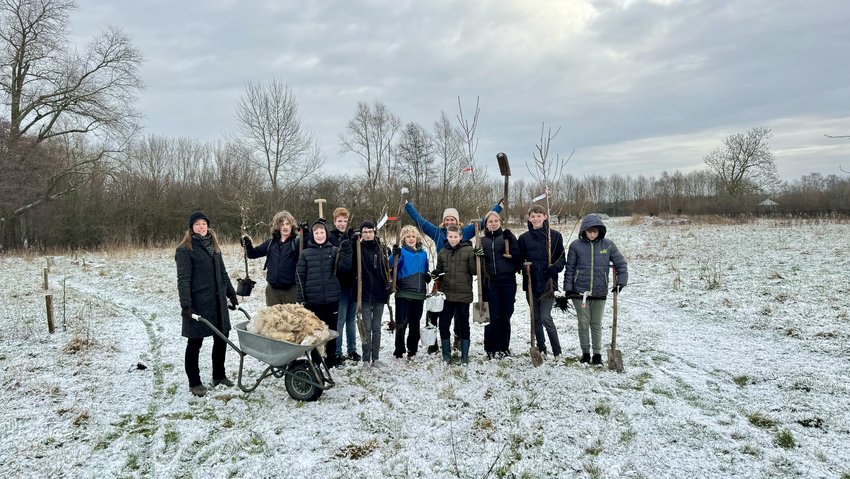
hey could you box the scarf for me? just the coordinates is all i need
[194,233,215,256]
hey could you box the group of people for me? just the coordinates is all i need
[174,198,628,397]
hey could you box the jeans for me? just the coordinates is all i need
[530,297,561,356]
[336,289,357,357]
[360,302,385,362]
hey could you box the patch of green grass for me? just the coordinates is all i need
[334,438,379,459]
[125,453,140,470]
[594,402,611,416]
[642,397,656,407]
[619,429,637,444]
[583,461,602,479]
[166,383,178,395]
[163,427,179,449]
[747,412,778,429]
[840,472,850,479]
[632,371,652,390]
[775,429,795,449]
[563,356,579,366]
[585,439,604,456]
[733,375,749,387]
[650,386,674,398]
[741,445,761,457]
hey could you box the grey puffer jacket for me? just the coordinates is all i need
[563,215,628,299]
[176,237,236,339]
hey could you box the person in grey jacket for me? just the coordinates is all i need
[563,214,628,366]
[176,211,238,397]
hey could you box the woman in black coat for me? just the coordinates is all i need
[175,211,238,397]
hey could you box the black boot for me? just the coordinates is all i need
[580,352,591,364]
[591,353,603,366]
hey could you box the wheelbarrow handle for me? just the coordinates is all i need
[192,313,245,356]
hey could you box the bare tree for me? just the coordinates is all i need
[235,78,321,204]
[432,111,462,215]
[455,96,489,212]
[0,0,143,241]
[339,100,400,196]
[704,126,780,196]
[396,121,434,205]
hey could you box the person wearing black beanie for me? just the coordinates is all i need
[175,211,239,397]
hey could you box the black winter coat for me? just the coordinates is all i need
[480,228,519,288]
[517,220,565,295]
[356,239,391,304]
[246,233,300,289]
[296,239,353,305]
[176,237,236,339]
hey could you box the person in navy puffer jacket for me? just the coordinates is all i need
[480,211,519,359]
[563,214,628,366]
[242,210,300,306]
[389,225,431,360]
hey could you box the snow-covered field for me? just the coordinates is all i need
[1,217,849,479]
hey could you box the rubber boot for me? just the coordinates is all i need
[441,339,451,363]
[461,340,470,365]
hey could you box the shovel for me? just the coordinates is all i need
[524,261,544,367]
[472,221,490,325]
[608,269,624,373]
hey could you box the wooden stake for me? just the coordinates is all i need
[43,267,49,290]
[45,294,55,334]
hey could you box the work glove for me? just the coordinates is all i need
[430,269,443,280]
[228,294,239,310]
[298,222,310,233]
[392,244,401,256]
[240,235,252,249]
[181,307,195,321]
[612,284,625,294]
[474,247,484,257]
[503,229,516,243]
[400,187,409,197]
[547,264,561,278]
[346,227,355,239]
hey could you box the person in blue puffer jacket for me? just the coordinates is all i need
[389,225,431,360]
[563,214,628,366]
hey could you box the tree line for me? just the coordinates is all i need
[1,0,848,251]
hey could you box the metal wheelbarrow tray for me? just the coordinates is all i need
[194,308,337,401]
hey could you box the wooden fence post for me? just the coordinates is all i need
[46,294,55,334]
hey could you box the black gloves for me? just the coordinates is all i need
[228,294,239,310]
[298,222,309,233]
[612,284,625,293]
[430,269,443,280]
[425,273,432,284]
[547,264,561,277]
[392,244,401,256]
[240,235,252,249]
[473,247,484,257]
[347,227,355,239]
[503,229,516,243]
[181,307,195,321]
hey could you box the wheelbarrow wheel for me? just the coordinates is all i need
[285,359,323,402]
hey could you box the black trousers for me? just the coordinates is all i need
[483,280,516,352]
[306,302,339,367]
[394,297,424,357]
[185,335,227,387]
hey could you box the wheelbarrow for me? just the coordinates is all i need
[193,308,337,401]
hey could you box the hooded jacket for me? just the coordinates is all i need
[296,235,353,305]
[389,243,430,301]
[517,219,565,295]
[433,239,477,303]
[563,214,628,299]
[245,232,300,289]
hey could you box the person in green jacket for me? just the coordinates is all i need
[431,225,477,364]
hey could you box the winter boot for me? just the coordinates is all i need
[441,339,451,363]
[427,344,439,354]
[591,353,603,366]
[461,340,470,365]
[580,352,591,364]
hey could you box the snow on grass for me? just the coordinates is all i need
[1,218,849,478]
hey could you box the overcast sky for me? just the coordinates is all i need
[71,0,850,182]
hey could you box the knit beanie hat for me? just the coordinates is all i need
[359,220,376,232]
[188,211,210,229]
[442,208,460,223]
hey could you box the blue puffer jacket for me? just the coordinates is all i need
[389,243,430,300]
[563,215,628,299]
[245,233,300,289]
[404,201,503,252]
